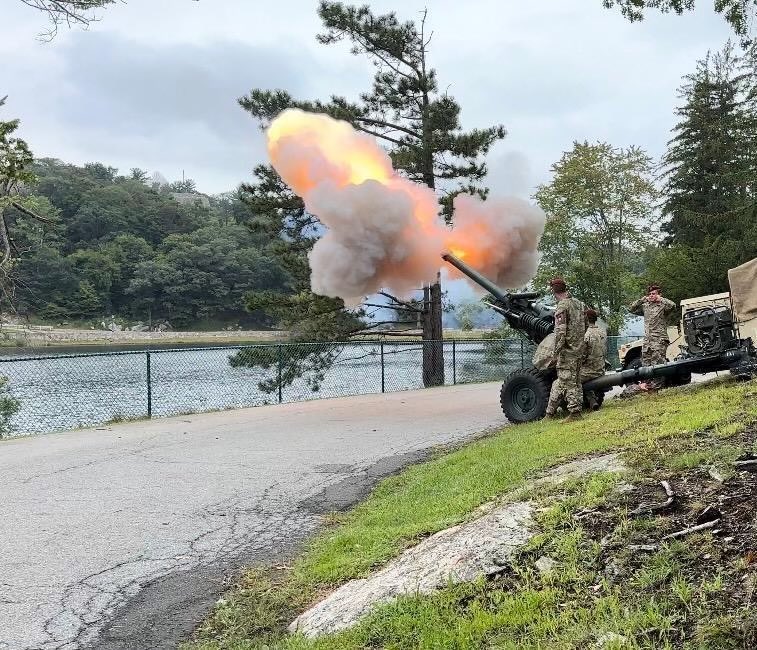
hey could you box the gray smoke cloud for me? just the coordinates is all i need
[266,109,546,302]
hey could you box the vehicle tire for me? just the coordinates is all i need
[624,355,642,371]
[500,367,553,423]
[582,388,605,411]
[667,371,692,387]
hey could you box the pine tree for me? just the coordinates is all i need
[652,44,757,301]
[237,2,505,389]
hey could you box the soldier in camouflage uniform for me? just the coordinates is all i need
[629,284,676,389]
[580,308,607,410]
[545,278,586,421]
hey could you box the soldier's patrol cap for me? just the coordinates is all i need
[647,284,661,293]
[548,277,567,292]
[585,308,598,322]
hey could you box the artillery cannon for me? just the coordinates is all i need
[441,253,757,423]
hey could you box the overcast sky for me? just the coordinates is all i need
[0,0,734,196]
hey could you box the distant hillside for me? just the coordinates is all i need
[3,159,288,329]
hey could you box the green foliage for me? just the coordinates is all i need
[0,157,287,327]
[0,97,35,196]
[0,375,20,438]
[229,343,343,393]
[652,44,757,304]
[126,224,286,328]
[602,0,757,44]
[534,141,657,334]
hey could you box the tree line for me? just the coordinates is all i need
[0,157,287,328]
[536,42,757,333]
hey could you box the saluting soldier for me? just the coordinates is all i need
[545,277,586,422]
[629,284,676,389]
[580,308,607,410]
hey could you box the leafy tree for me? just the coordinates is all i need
[130,168,149,183]
[0,376,21,439]
[98,234,155,313]
[168,178,198,193]
[653,44,757,302]
[603,0,756,43]
[0,97,57,310]
[15,245,78,317]
[127,224,286,327]
[534,141,657,334]
[67,248,119,311]
[4,156,288,326]
[237,2,505,388]
[70,279,103,318]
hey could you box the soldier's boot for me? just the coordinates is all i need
[562,412,582,423]
[544,411,559,420]
[586,392,599,411]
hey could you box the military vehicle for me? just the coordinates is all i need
[441,253,757,424]
[618,258,757,380]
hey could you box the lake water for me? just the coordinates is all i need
[0,340,530,436]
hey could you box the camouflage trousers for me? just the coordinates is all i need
[579,369,603,409]
[642,338,669,366]
[546,360,582,415]
[642,338,669,389]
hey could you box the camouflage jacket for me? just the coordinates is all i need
[582,324,607,377]
[629,296,676,341]
[554,293,586,363]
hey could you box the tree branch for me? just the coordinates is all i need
[355,126,406,147]
[355,116,420,139]
[378,290,423,311]
[10,201,55,224]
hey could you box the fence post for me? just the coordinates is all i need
[380,342,385,393]
[452,340,457,385]
[277,344,283,404]
[146,351,152,418]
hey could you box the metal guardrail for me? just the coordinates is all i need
[0,336,638,436]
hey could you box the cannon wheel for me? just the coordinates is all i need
[500,367,552,423]
[582,389,605,411]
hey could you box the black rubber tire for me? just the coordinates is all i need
[583,389,606,411]
[500,367,553,423]
[668,371,692,387]
[624,354,642,371]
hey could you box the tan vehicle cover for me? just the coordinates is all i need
[728,257,757,323]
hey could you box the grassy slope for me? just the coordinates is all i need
[185,378,757,649]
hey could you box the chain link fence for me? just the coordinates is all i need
[0,336,638,436]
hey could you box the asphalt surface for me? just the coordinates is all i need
[0,382,507,650]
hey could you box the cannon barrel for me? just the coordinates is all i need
[441,252,554,344]
[583,349,747,393]
[441,252,510,303]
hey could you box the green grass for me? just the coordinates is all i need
[185,378,757,650]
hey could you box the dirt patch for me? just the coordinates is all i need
[574,424,757,647]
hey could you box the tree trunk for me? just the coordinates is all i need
[422,274,445,387]
[417,42,445,388]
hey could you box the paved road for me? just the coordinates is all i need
[0,383,507,650]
